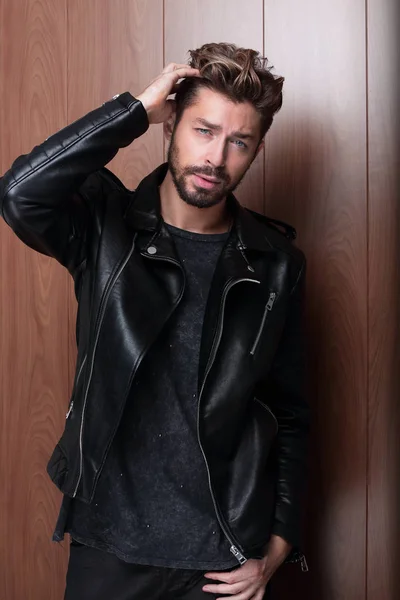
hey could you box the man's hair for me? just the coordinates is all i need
[174,42,284,140]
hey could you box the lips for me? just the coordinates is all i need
[192,173,222,189]
[198,175,220,183]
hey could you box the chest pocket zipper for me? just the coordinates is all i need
[250,292,277,356]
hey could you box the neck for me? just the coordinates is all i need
[159,170,232,234]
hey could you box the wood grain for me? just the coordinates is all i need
[67,0,164,190]
[164,0,265,213]
[263,2,368,599]
[0,1,70,599]
[67,0,164,390]
[1,1,399,599]
[366,0,400,598]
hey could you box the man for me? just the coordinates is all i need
[0,43,309,599]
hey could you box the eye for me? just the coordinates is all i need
[196,128,211,135]
[232,139,247,149]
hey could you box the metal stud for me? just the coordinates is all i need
[147,245,157,255]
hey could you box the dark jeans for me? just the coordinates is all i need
[64,540,272,600]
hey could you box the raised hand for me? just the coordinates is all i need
[136,63,200,125]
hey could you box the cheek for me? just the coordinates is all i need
[179,134,203,165]
[227,153,252,180]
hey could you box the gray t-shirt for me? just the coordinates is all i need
[66,223,238,570]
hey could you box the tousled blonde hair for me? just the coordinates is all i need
[175,42,284,138]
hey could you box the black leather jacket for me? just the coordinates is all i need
[0,92,309,568]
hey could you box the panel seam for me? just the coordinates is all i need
[162,0,165,161]
[262,0,266,216]
[66,0,71,400]
[365,0,370,598]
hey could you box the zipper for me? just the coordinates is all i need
[230,545,247,565]
[72,234,138,498]
[250,292,277,356]
[300,554,309,572]
[197,276,260,565]
[66,354,87,419]
[286,551,309,572]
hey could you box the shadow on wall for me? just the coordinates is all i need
[264,123,329,600]
[264,119,400,600]
[392,146,400,598]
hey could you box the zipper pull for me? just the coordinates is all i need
[300,554,309,572]
[230,545,247,565]
[66,400,74,419]
[266,292,276,311]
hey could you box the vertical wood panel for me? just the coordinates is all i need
[1,2,398,598]
[68,0,164,190]
[67,0,164,391]
[367,0,400,598]
[263,3,368,599]
[164,0,265,213]
[0,1,70,599]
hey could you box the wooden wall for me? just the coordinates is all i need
[366,0,400,596]
[0,1,398,599]
[0,2,70,600]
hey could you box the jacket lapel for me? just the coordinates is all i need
[123,163,276,389]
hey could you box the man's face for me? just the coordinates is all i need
[167,87,263,209]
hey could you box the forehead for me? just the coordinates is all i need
[183,87,261,135]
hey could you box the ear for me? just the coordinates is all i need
[255,139,265,157]
[163,102,177,143]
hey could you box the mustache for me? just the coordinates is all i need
[184,165,229,183]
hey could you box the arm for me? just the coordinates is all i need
[263,257,309,551]
[203,259,309,599]
[0,62,200,274]
[0,93,149,273]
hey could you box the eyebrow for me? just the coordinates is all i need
[194,118,255,140]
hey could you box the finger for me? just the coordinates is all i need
[169,81,182,95]
[204,559,260,583]
[168,66,201,82]
[215,587,258,600]
[203,580,247,595]
[163,62,192,73]
[204,571,236,583]
[162,62,177,73]
[252,588,266,600]
[205,568,249,585]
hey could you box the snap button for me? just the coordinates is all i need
[147,245,157,255]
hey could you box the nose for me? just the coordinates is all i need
[206,138,227,169]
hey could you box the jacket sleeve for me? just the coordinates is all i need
[261,258,310,549]
[0,92,149,274]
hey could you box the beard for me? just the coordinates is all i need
[167,129,250,209]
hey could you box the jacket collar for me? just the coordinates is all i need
[124,163,274,254]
